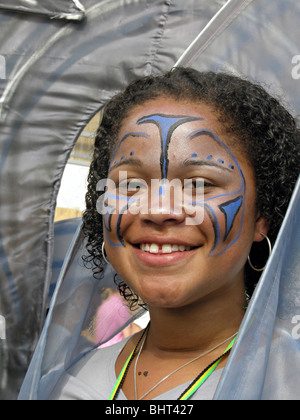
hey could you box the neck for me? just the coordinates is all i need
[146,283,245,354]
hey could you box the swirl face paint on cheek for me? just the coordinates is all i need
[186,129,245,256]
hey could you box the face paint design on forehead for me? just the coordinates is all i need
[136,114,204,179]
[109,131,150,170]
[103,114,245,257]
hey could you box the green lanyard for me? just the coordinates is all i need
[178,337,235,400]
[109,346,136,400]
[109,331,236,401]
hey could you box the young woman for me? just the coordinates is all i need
[51,67,300,400]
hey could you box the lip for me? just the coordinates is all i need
[130,237,201,267]
[131,236,198,248]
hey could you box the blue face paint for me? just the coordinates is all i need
[137,114,203,179]
[158,184,165,196]
[106,132,149,248]
[186,128,245,256]
[219,196,243,241]
[105,116,245,257]
[103,196,139,247]
[107,116,204,247]
[109,132,150,170]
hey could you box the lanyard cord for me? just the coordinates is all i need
[178,337,235,400]
[109,325,236,401]
[109,325,149,401]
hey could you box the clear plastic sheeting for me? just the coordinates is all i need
[1,0,299,400]
[175,1,300,398]
[176,0,300,115]
[0,0,85,21]
[0,0,225,399]
[49,218,82,308]
[19,223,146,400]
[19,179,300,400]
[215,177,300,400]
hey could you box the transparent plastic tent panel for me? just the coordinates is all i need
[0,0,225,399]
[19,223,146,400]
[214,177,300,400]
[174,0,300,398]
[0,0,85,20]
[19,178,300,400]
[2,0,299,400]
[175,0,300,115]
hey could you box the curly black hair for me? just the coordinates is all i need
[82,67,300,304]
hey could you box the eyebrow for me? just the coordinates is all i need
[109,132,150,168]
[109,157,144,172]
[182,158,232,172]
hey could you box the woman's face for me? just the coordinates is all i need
[101,98,266,309]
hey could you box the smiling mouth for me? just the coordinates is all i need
[137,243,197,254]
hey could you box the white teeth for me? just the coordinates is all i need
[149,243,159,254]
[162,244,172,254]
[140,243,191,253]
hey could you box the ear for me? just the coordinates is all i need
[253,214,269,243]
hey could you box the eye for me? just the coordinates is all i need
[192,179,205,189]
[184,178,204,191]
[118,178,148,196]
[184,178,214,197]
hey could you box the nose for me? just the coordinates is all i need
[139,205,186,226]
[139,179,186,225]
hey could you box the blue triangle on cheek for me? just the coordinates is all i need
[218,195,243,240]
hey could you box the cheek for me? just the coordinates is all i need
[103,204,134,249]
[203,193,244,257]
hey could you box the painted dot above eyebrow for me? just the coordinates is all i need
[130,151,134,156]
[121,155,125,160]
[229,164,235,170]
[218,158,224,164]
[114,160,118,164]
[191,153,197,158]
[206,155,212,160]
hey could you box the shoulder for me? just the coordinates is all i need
[74,336,131,381]
[50,337,132,400]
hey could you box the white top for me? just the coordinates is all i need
[50,337,223,400]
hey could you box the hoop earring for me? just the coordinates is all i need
[101,242,111,265]
[247,232,272,272]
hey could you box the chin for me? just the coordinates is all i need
[138,285,193,310]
